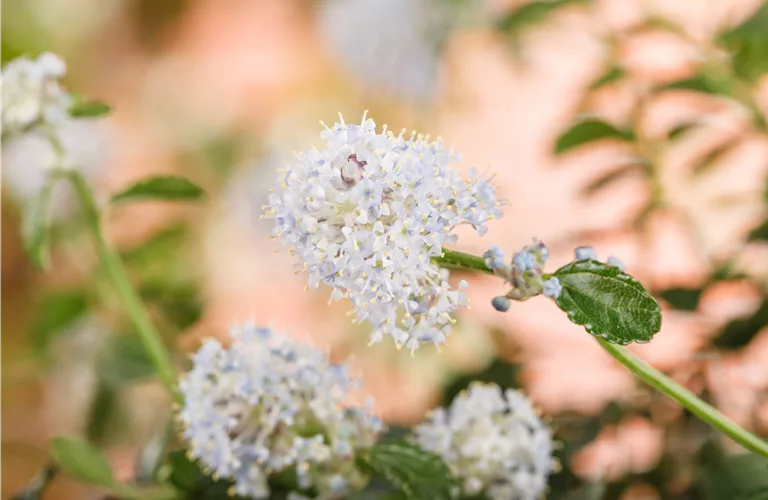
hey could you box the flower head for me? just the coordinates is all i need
[265,113,503,352]
[1,53,71,135]
[414,383,554,500]
[178,324,382,499]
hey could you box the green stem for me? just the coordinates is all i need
[597,338,768,457]
[438,248,768,458]
[63,170,180,401]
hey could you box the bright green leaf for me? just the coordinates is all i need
[69,95,112,118]
[32,290,88,358]
[22,178,57,270]
[366,442,459,500]
[554,119,634,154]
[553,260,662,345]
[111,176,205,203]
[50,437,116,488]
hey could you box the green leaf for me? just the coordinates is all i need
[68,95,112,118]
[553,259,662,345]
[32,290,88,358]
[498,0,587,34]
[22,178,57,270]
[697,452,768,500]
[719,2,768,82]
[714,299,768,350]
[660,74,723,95]
[667,122,700,141]
[99,334,156,384]
[581,163,643,196]
[658,287,702,311]
[366,442,459,500]
[748,217,768,242]
[589,66,625,90]
[50,437,116,488]
[111,176,205,203]
[554,119,635,154]
[167,450,248,499]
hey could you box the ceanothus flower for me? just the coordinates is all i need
[178,324,382,499]
[414,382,555,500]
[265,113,503,352]
[1,52,71,135]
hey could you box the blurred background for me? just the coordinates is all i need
[3,0,768,498]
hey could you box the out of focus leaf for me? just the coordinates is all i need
[691,140,739,177]
[167,450,248,499]
[719,2,768,82]
[553,260,662,344]
[697,452,768,500]
[51,437,116,488]
[748,217,768,241]
[140,282,203,330]
[659,287,703,311]
[555,119,634,154]
[667,122,700,141]
[365,442,459,500]
[32,290,88,358]
[498,0,587,34]
[22,177,57,270]
[563,482,607,500]
[11,464,59,500]
[122,224,189,266]
[660,74,724,95]
[442,358,520,404]
[86,382,122,444]
[99,334,156,384]
[111,175,205,203]
[713,299,768,350]
[68,95,112,118]
[581,163,643,196]
[589,66,625,90]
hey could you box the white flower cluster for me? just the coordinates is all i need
[265,113,503,352]
[318,0,454,101]
[414,383,554,500]
[1,52,71,135]
[179,324,382,499]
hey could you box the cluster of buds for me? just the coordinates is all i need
[483,240,562,312]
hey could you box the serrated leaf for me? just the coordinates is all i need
[553,260,662,345]
[555,119,635,154]
[589,66,625,90]
[111,176,205,203]
[69,96,112,118]
[32,290,88,358]
[22,178,57,270]
[691,140,738,177]
[367,442,459,500]
[50,437,116,488]
[658,287,702,311]
[498,0,586,34]
[581,163,643,196]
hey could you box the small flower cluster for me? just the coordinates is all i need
[574,246,626,270]
[414,382,554,500]
[1,52,71,135]
[265,113,503,352]
[483,240,562,312]
[178,324,382,499]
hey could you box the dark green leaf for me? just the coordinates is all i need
[498,0,587,34]
[50,437,116,487]
[68,96,112,118]
[691,140,738,177]
[111,176,205,203]
[553,260,662,345]
[563,482,607,500]
[22,178,57,270]
[713,299,768,350]
[366,442,459,500]
[86,382,121,444]
[32,290,88,358]
[581,163,643,196]
[748,217,768,241]
[99,334,156,384]
[555,119,635,154]
[589,66,625,90]
[739,489,768,500]
[658,287,702,311]
[667,122,699,141]
[167,450,248,499]
[11,464,59,500]
[140,282,203,330]
[697,452,768,500]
